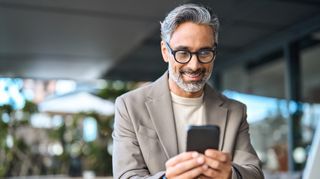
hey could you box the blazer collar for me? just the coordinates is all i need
[203,85,228,150]
[145,72,178,159]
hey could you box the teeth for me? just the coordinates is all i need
[185,73,201,78]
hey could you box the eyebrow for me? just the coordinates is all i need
[173,45,216,51]
[173,45,189,51]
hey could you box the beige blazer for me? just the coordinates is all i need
[112,72,264,179]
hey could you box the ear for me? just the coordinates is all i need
[160,41,169,63]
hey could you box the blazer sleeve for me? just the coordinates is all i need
[112,96,165,179]
[230,105,265,179]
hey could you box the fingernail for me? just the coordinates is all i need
[197,157,204,164]
[202,164,208,170]
[192,152,199,158]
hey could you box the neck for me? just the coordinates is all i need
[168,78,204,98]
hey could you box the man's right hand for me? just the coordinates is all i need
[165,152,208,179]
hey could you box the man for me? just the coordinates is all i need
[112,3,264,179]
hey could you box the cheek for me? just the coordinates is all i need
[205,64,213,72]
[170,61,183,73]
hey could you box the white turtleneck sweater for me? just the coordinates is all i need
[170,92,206,153]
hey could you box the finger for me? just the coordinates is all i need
[205,149,230,162]
[204,157,223,170]
[197,175,211,179]
[166,156,205,177]
[166,152,199,167]
[201,167,218,178]
[203,156,232,178]
[175,165,206,179]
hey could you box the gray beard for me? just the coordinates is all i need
[168,63,211,93]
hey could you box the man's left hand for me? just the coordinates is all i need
[200,149,232,179]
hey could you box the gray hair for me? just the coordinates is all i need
[160,3,220,44]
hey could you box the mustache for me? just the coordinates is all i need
[180,68,206,75]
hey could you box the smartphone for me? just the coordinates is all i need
[186,125,220,153]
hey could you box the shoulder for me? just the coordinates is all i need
[220,94,248,122]
[205,85,246,113]
[221,94,246,112]
[116,72,169,105]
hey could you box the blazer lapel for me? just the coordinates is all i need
[145,72,178,159]
[204,86,228,150]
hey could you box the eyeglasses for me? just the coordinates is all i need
[165,42,217,64]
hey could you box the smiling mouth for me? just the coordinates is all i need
[181,69,205,82]
[184,72,202,79]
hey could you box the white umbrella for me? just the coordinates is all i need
[38,92,114,116]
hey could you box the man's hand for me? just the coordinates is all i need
[165,152,208,179]
[201,149,232,179]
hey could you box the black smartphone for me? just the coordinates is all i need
[186,125,220,153]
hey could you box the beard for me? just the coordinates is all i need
[168,63,212,93]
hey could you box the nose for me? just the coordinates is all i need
[186,54,201,71]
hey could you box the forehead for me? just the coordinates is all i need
[170,22,215,48]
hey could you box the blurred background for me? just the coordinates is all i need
[1,0,320,178]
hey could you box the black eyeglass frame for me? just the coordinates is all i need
[165,42,217,64]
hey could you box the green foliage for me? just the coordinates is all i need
[0,104,14,114]
[0,102,36,177]
[97,81,136,100]
[22,100,38,113]
[0,80,135,177]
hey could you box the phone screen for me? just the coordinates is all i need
[186,125,220,153]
